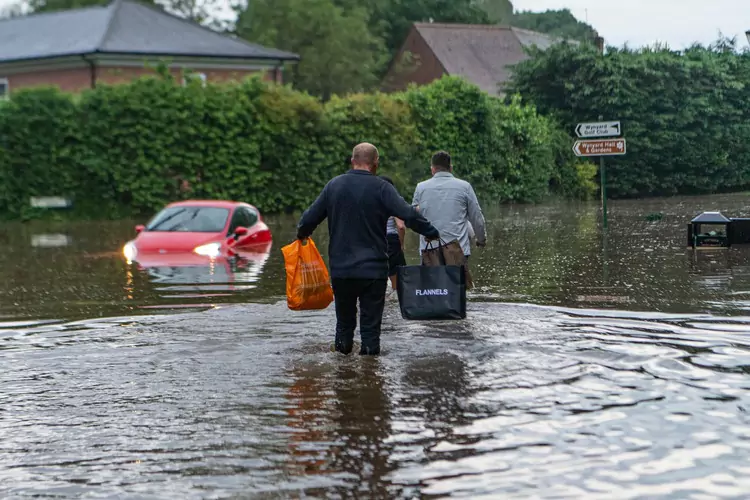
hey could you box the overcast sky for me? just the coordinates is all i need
[2,0,749,50]
[514,0,750,49]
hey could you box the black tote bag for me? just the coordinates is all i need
[396,242,467,320]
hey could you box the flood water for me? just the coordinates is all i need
[4,193,750,498]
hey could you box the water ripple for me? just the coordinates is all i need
[4,302,750,497]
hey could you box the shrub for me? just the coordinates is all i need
[0,74,593,220]
[508,40,750,198]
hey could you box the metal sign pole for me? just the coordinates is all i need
[598,115,608,230]
[600,155,607,229]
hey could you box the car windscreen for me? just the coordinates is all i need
[146,207,229,233]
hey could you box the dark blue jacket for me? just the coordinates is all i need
[297,170,439,279]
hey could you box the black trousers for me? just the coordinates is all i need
[331,278,388,355]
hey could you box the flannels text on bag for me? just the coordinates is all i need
[396,264,466,320]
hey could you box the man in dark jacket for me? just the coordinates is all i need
[297,142,439,355]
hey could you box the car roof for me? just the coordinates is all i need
[165,200,257,210]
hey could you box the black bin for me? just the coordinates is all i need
[689,212,731,248]
[730,218,750,245]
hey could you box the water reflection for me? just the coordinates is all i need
[284,358,393,495]
[132,248,272,312]
[30,233,72,248]
[285,366,333,477]
[329,361,392,493]
[8,193,750,321]
[0,219,277,320]
[140,252,270,289]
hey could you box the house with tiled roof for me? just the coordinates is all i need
[0,0,299,98]
[382,23,571,96]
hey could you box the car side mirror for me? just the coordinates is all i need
[135,225,145,234]
[234,226,249,236]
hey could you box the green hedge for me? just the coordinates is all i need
[507,40,750,198]
[0,75,594,220]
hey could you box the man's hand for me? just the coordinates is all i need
[476,240,487,248]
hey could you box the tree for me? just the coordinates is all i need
[25,0,218,25]
[235,0,388,99]
[27,0,164,12]
[0,1,27,18]
[163,0,220,25]
[511,8,598,42]
[475,0,513,24]
[27,0,117,11]
[365,0,491,54]
[507,40,750,198]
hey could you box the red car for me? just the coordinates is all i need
[123,200,272,265]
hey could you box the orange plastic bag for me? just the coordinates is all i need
[281,238,334,310]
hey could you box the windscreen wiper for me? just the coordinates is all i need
[149,208,187,230]
[164,210,199,232]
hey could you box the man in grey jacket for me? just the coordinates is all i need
[411,151,487,264]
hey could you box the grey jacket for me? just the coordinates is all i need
[411,172,487,256]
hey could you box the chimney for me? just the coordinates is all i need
[594,35,604,54]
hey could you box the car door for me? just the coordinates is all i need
[227,207,250,236]
[227,207,260,248]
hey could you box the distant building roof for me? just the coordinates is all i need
[0,0,299,64]
[410,23,571,95]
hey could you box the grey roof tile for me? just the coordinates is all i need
[0,5,109,61]
[413,23,570,96]
[0,0,298,63]
[512,27,567,50]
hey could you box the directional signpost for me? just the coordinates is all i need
[573,118,626,229]
[572,138,626,157]
[575,121,621,138]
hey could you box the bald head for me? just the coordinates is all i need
[351,142,379,172]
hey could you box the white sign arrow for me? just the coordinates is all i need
[575,121,621,138]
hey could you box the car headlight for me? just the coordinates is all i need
[123,241,137,262]
[194,242,221,257]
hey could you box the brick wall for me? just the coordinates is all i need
[3,64,283,95]
[97,66,278,86]
[382,28,446,92]
[7,67,93,93]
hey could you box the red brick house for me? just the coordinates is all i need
[382,23,567,96]
[0,0,299,98]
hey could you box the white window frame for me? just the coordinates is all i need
[0,78,9,100]
[182,72,207,87]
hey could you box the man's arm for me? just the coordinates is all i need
[466,184,487,246]
[396,217,406,248]
[296,186,328,240]
[411,184,421,209]
[382,184,439,239]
